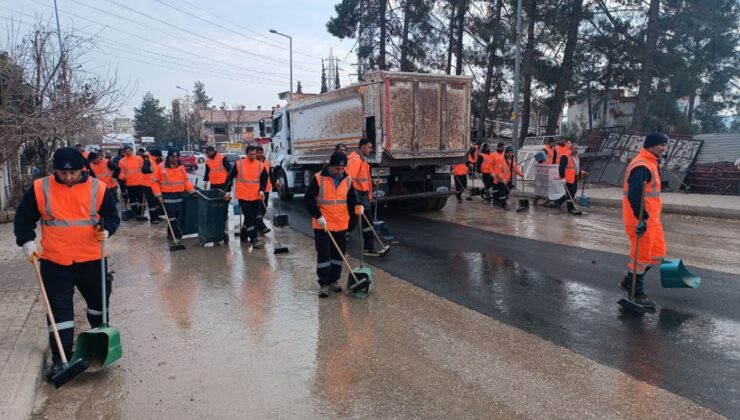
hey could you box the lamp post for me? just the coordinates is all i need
[510,0,524,187]
[209,105,216,148]
[175,85,191,150]
[269,29,292,99]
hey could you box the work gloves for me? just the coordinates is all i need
[635,220,647,238]
[223,192,231,201]
[354,205,364,216]
[22,241,39,263]
[259,191,265,199]
[95,225,109,242]
[317,216,328,230]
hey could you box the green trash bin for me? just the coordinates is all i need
[180,194,200,236]
[196,189,230,246]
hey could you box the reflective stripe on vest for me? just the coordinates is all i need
[312,173,352,231]
[317,176,351,205]
[236,160,262,184]
[161,167,186,188]
[39,176,100,227]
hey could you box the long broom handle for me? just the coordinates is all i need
[361,212,387,248]
[32,257,69,365]
[159,199,180,246]
[358,214,364,268]
[630,181,648,300]
[562,181,581,212]
[325,227,362,285]
[259,196,284,248]
[100,240,107,325]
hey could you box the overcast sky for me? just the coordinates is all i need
[2,0,354,118]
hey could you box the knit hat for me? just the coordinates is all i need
[329,152,347,166]
[206,145,215,152]
[505,146,513,153]
[167,148,180,157]
[149,149,162,157]
[644,132,668,148]
[53,147,85,170]
[87,152,99,161]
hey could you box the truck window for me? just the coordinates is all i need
[273,115,282,137]
[365,116,376,149]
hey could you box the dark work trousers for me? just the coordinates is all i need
[119,183,128,202]
[145,186,162,222]
[347,191,374,251]
[209,183,227,191]
[493,182,509,207]
[126,185,144,215]
[481,174,494,199]
[238,199,261,242]
[162,192,184,239]
[255,193,270,231]
[40,258,112,363]
[554,182,578,211]
[454,175,468,200]
[314,229,347,286]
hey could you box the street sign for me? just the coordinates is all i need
[141,136,155,143]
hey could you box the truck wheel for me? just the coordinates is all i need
[412,198,437,212]
[277,169,293,202]
[431,197,448,211]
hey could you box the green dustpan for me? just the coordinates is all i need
[660,258,701,288]
[347,267,373,298]
[72,239,122,368]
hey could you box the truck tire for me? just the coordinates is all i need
[277,169,293,202]
[431,197,448,211]
[412,197,448,212]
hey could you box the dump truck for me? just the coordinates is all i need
[263,71,472,211]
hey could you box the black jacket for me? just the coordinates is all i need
[626,166,655,221]
[14,173,120,246]
[304,167,358,220]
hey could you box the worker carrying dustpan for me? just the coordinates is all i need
[619,133,670,308]
[305,152,361,298]
[14,147,120,383]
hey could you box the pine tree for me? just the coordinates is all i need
[296,81,303,94]
[192,80,212,108]
[334,60,341,89]
[134,92,168,142]
[320,60,328,93]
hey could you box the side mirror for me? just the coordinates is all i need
[258,119,266,137]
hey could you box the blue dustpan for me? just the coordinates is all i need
[374,221,395,242]
[660,258,701,288]
[578,196,591,208]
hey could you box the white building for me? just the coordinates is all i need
[113,117,134,134]
[197,107,273,153]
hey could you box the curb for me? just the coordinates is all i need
[0,297,46,420]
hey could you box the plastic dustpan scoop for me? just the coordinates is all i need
[660,258,701,288]
[347,267,373,298]
[72,324,122,369]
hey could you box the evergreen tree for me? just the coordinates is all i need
[296,81,304,94]
[334,64,341,89]
[134,92,168,142]
[320,60,328,93]
[192,80,212,108]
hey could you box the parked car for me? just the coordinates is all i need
[223,153,241,165]
[193,151,205,163]
[180,151,199,170]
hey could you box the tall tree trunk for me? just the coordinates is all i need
[446,1,455,74]
[545,0,584,135]
[520,0,537,139]
[400,0,412,71]
[379,0,387,70]
[602,59,612,124]
[687,89,696,122]
[630,0,660,131]
[454,0,467,75]
[477,0,504,142]
[586,79,593,129]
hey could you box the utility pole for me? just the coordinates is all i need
[510,0,524,187]
[269,29,293,99]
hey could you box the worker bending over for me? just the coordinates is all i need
[204,145,231,191]
[452,162,468,203]
[619,133,669,307]
[552,143,587,214]
[14,147,120,380]
[346,138,381,256]
[495,146,523,210]
[152,149,196,241]
[479,144,494,201]
[224,145,269,248]
[488,142,506,204]
[305,152,361,297]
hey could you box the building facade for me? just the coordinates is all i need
[198,108,273,153]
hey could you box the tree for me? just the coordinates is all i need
[192,80,212,108]
[476,0,504,141]
[296,81,303,94]
[320,60,328,93]
[630,0,660,131]
[334,66,341,89]
[134,92,168,141]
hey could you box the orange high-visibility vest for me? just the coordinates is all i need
[500,159,522,183]
[467,145,479,165]
[206,153,228,185]
[234,158,264,201]
[491,151,505,180]
[556,144,570,162]
[347,151,372,193]
[452,164,468,176]
[90,159,118,188]
[153,163,194,196]
[311,173,352,232]
[33,175,106,265]
[544,145,557,164]
[118,155,145,186]
[622,149,662,228]
[480,153,494,174]
[564,153,579,184]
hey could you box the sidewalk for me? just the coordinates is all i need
[0,224,46,420]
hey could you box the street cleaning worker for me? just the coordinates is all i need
[452,162,468,203]
[334,143,348,153]
[74,143,93,173]
[118,145,153,220]
[618,133,669,308]
[552,143,588,214]
[556,138,571,162]
[479,143,494,201]
[13,147,120,380]
[223,145,269,248]
[346,138,381,256]
[537,138,558,164]
[141,149,163,224]
[490,142,507,207]
[304,152,360,298]
[88,152,121,205]
[203,145,232,191]
[467,142,480,173]
[152,149,195,240]
[495,146,523,210]
[255,145,277,236]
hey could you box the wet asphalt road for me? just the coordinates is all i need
[278,198,740,417]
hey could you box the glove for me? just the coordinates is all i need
[317,216,328,230]
[22,241,39,263]
[635,220,647,238]
[354,205,364,216]
[95,225,109,242]
[223,192,231,201]
[259,191,265,199]
[157,196,164,204]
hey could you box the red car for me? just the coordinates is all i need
[179,151,199,171]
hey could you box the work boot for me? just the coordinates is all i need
[259,227,272,236]
[457,197,463,203]
[45,360,65,382]
[251,239,265,249]
[150,219,160,225]
[318,285,330,298]
[363,249,381,257]
[503,203,511,211]
[634,293,656,308]
[618,277,630,292]
[328,281,342,292]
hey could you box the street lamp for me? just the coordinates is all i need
[175,85,191,151]
[510,0,524,188]
[269,29,292,98]
[210,105,216,149]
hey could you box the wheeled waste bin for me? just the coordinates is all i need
[196,189,230,246]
